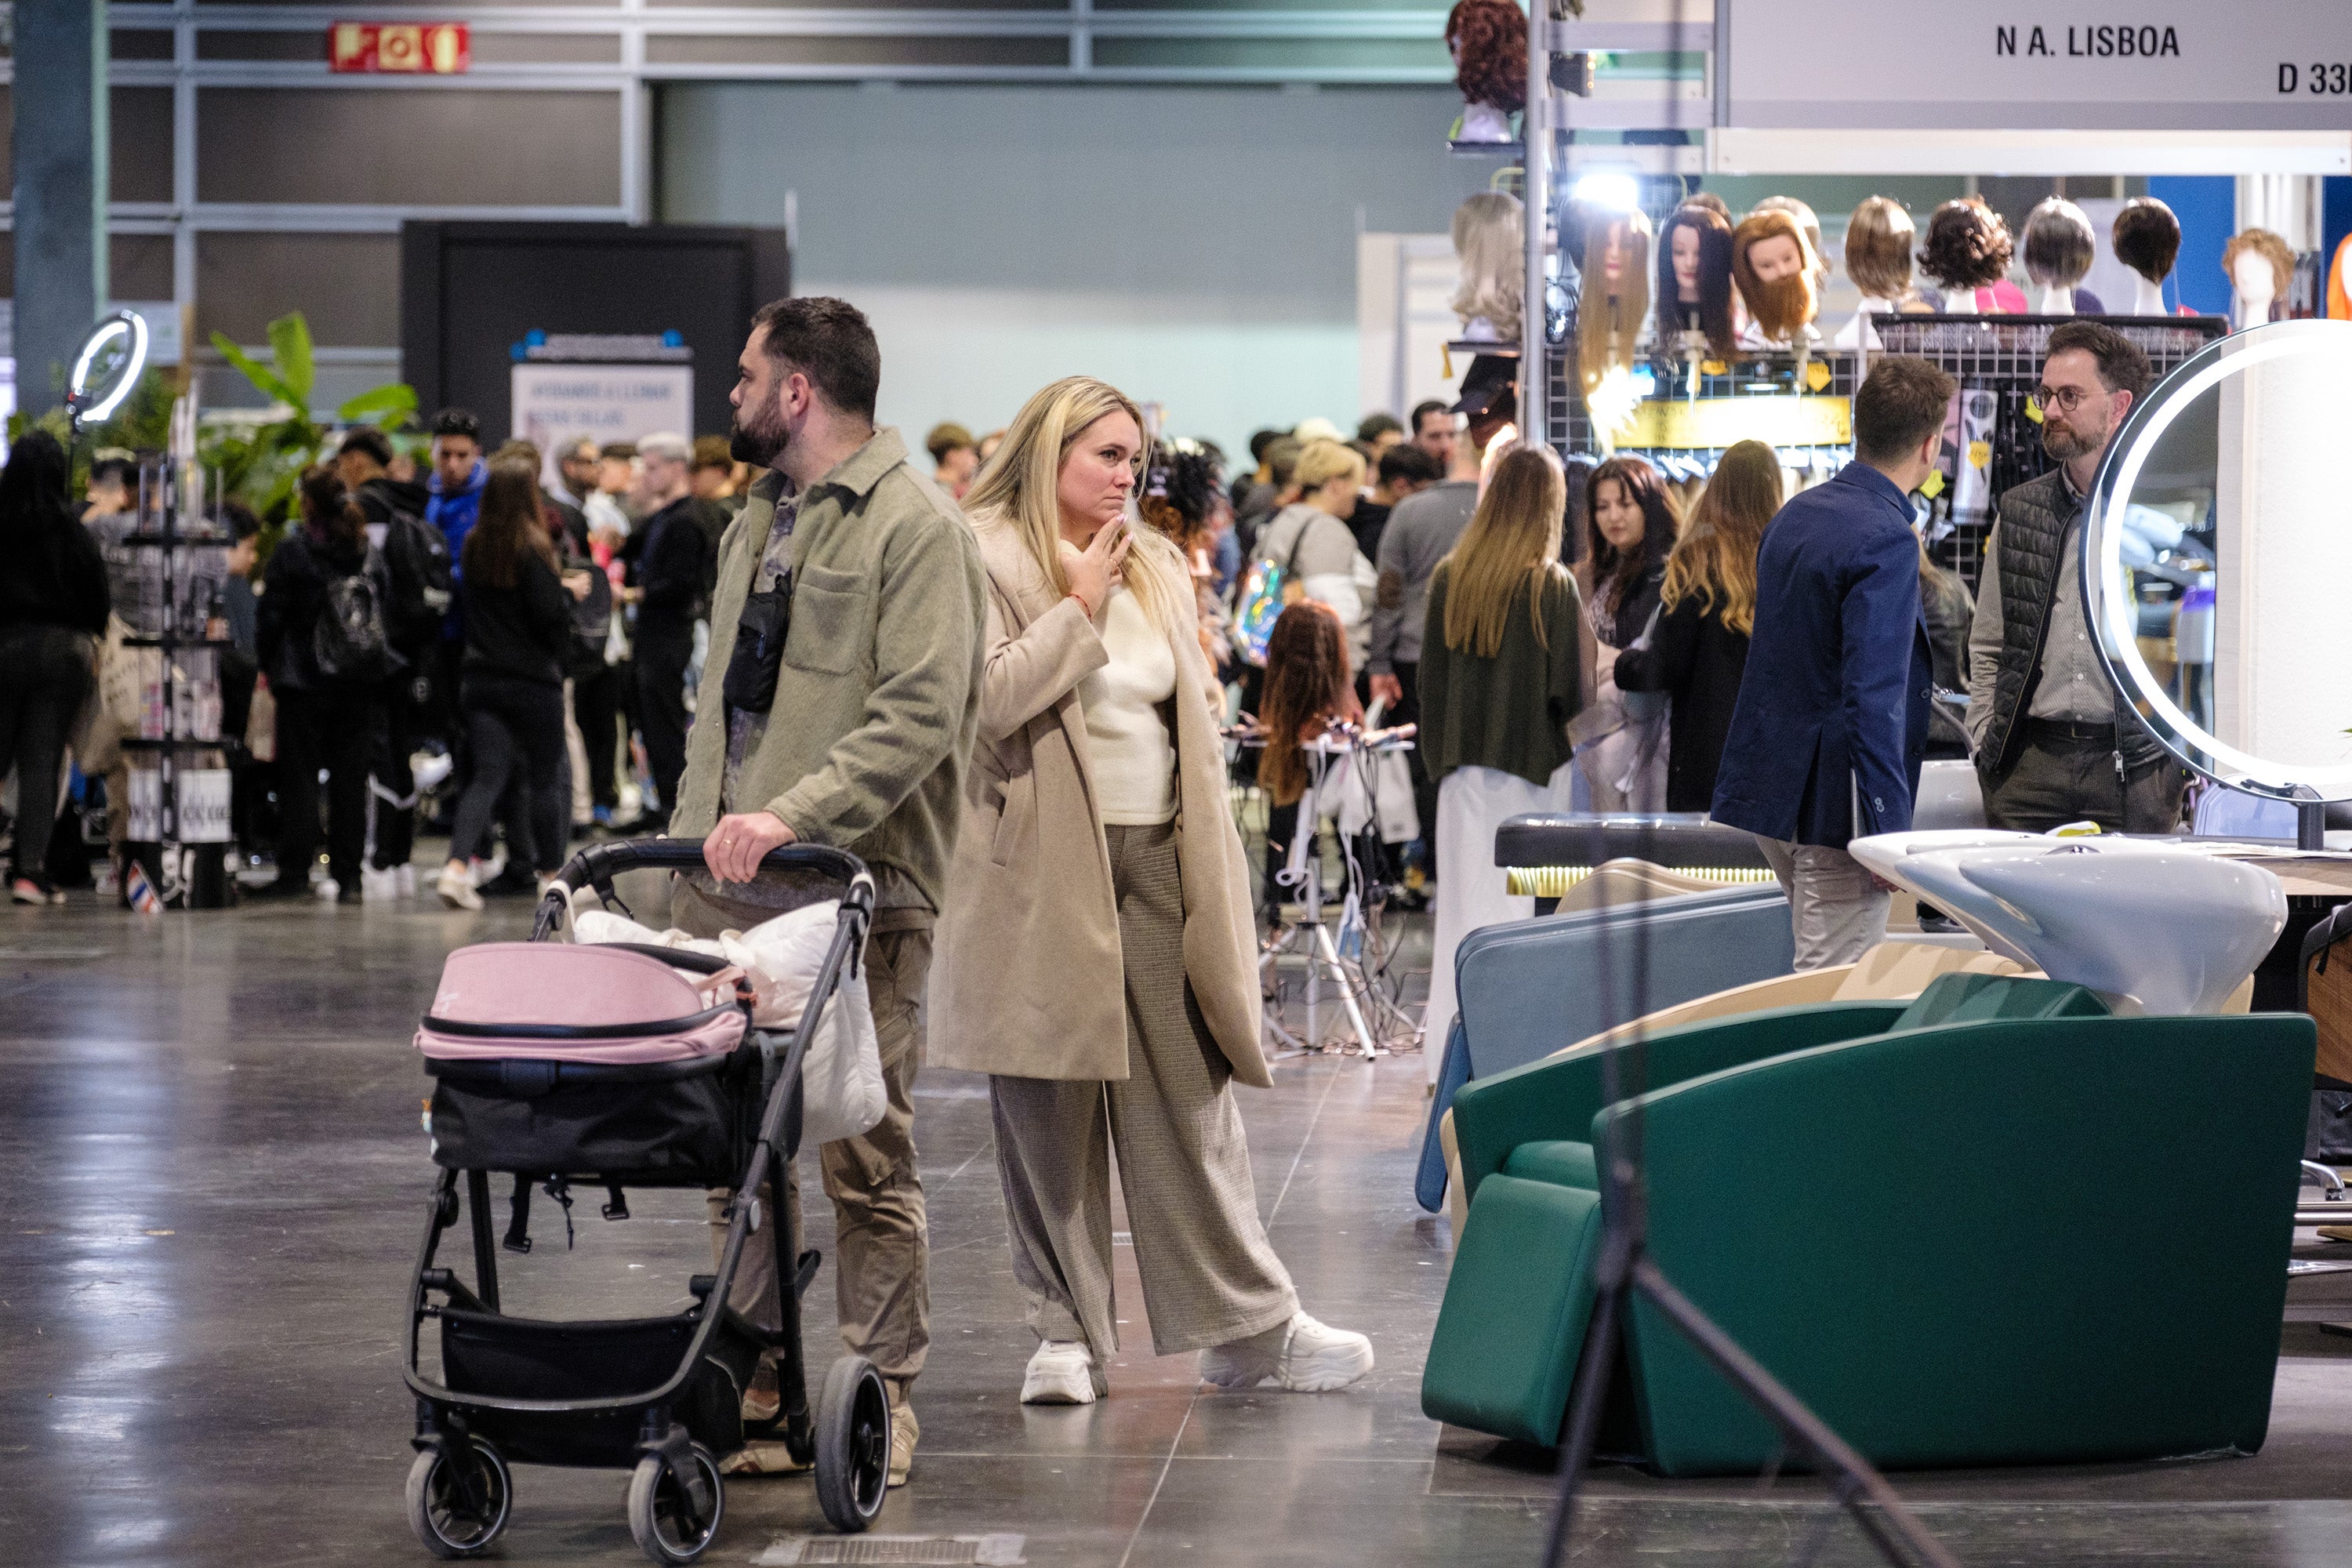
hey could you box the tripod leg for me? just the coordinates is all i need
[1313,922,1379,1058]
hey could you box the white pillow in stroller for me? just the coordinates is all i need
[572,904,887,1147]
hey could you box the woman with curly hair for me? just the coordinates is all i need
[1138,439,1232,663]
[1920,198,2027,314]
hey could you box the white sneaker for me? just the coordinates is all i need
[1200,1313,1373,1393]
[1020,1340,1103,1405]
[436,863,485,912]
[314,877,340,903]
[479,845,508,887]
[395,863,417,898]
[412,751,454,792]
[361,865,400,903]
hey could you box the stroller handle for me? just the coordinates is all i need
[535,837,875,940]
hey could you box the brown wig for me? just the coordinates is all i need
[296,465,364,551]
[1730,209,1820,342]
[1660,439,1777,637]
[1440,445,1568,659]
[1257,600,1352,807]
[1578,210,1653,394]
[1919,198,2014,291]
[1655,205,1736,359]
[2111,197,2180,284]
[1584,455,1679,619]
[2222,227,2297,298]
[1843,197,1918,302]
[2022,198,2096,289]
[1680,191,1731,222]
[463,456,559,591]
[1444,0,1526,114]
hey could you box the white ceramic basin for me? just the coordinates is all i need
[1849,832,2287,1014]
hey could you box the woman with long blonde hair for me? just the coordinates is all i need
[1615,437,1777,811]
[934,376,1372,1407]
[1417,442,1584,1068]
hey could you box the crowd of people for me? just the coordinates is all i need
[0,289,2187,1489]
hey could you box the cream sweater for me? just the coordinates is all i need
[1077,586,1178,825]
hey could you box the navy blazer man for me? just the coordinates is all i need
[1711,463,1934,848]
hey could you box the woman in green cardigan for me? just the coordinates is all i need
[1417,443,1586,1064]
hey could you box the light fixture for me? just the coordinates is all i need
[67,310,151,431]
[1570,172,1640,213]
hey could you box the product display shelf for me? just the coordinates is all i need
[110,458,237,909]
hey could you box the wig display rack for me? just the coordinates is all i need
[107,456,238,909]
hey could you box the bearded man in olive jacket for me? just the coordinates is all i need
[670,296,984,1488]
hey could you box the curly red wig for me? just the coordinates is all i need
[1446,0,1527,114]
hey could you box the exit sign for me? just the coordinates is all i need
[328,23,470,74]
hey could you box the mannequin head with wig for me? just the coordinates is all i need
[1731,209,1820,342]
[1657,203,1736,359]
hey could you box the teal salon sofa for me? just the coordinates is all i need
[1421,975,2315,1475]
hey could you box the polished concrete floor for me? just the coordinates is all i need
[8,872,2352,1567]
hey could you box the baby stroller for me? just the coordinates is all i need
[399,837,890,1563]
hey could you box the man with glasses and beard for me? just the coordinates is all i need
[1964,319,2182,831]
[667,296,985,1488]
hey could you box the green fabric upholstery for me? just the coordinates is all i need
[1421,1176,1607,1444]
[1449,1002,1908,1207]
[1889,972,2111,1029]
[1423,1000,2318,1475]
[1503,1141,1599,1189]
[1606,1013,2315,1475]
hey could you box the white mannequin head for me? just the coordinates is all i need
[2231,247,2278,307]
[2222,227,2296,330]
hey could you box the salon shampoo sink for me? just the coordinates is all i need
[1849,831,2287,1014]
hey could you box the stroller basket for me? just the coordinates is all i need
[441,1307,757,1467]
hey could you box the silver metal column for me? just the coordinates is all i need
[13,0,109,413]
[1521,0,1550,446]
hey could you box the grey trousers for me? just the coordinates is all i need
[1752,836,1890,971]
[1985,740,2183,835]
[989,818,1299,1361]
[681,878,932,1399]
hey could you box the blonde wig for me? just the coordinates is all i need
[2222,227,2298,298]
[1292,437,1367,497]
[1450,191,1526,341]
[1441,443,1570,659]
[961,375,1184,634]
[1577,209,1653,395]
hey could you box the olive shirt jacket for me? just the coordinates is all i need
[670,429,985,914]
[930,517,1271,1088]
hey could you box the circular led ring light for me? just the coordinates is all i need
[67,309,150,426]
[2082,318,2352,801]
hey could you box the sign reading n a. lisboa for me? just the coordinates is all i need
[1727,0,2352,129]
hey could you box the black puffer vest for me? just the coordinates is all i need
[1974,468,2164,784]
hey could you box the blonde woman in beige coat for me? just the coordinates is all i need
[932,376,1373,1405]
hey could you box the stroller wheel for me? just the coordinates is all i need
[814,1355,889,1534]
[405,1438,512,1559]
[628,1443,724,1566]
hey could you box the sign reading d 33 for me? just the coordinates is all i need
[329,23,471,74]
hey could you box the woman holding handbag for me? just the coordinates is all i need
[933,376,1372,1406]
[1417,443,1586,1073]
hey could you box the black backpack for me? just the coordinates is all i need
[379,510,455,653]
[314,554,401,683]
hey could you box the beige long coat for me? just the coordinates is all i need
[930,517,1271,1087]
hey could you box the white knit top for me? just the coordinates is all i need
[1077,586,1178,826]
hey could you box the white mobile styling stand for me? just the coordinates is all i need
[1257,720,1421,1060]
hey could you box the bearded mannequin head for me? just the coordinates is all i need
[1731,209,1820,343]
[1579,210,1653,394]
[1655,204,1735,359]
